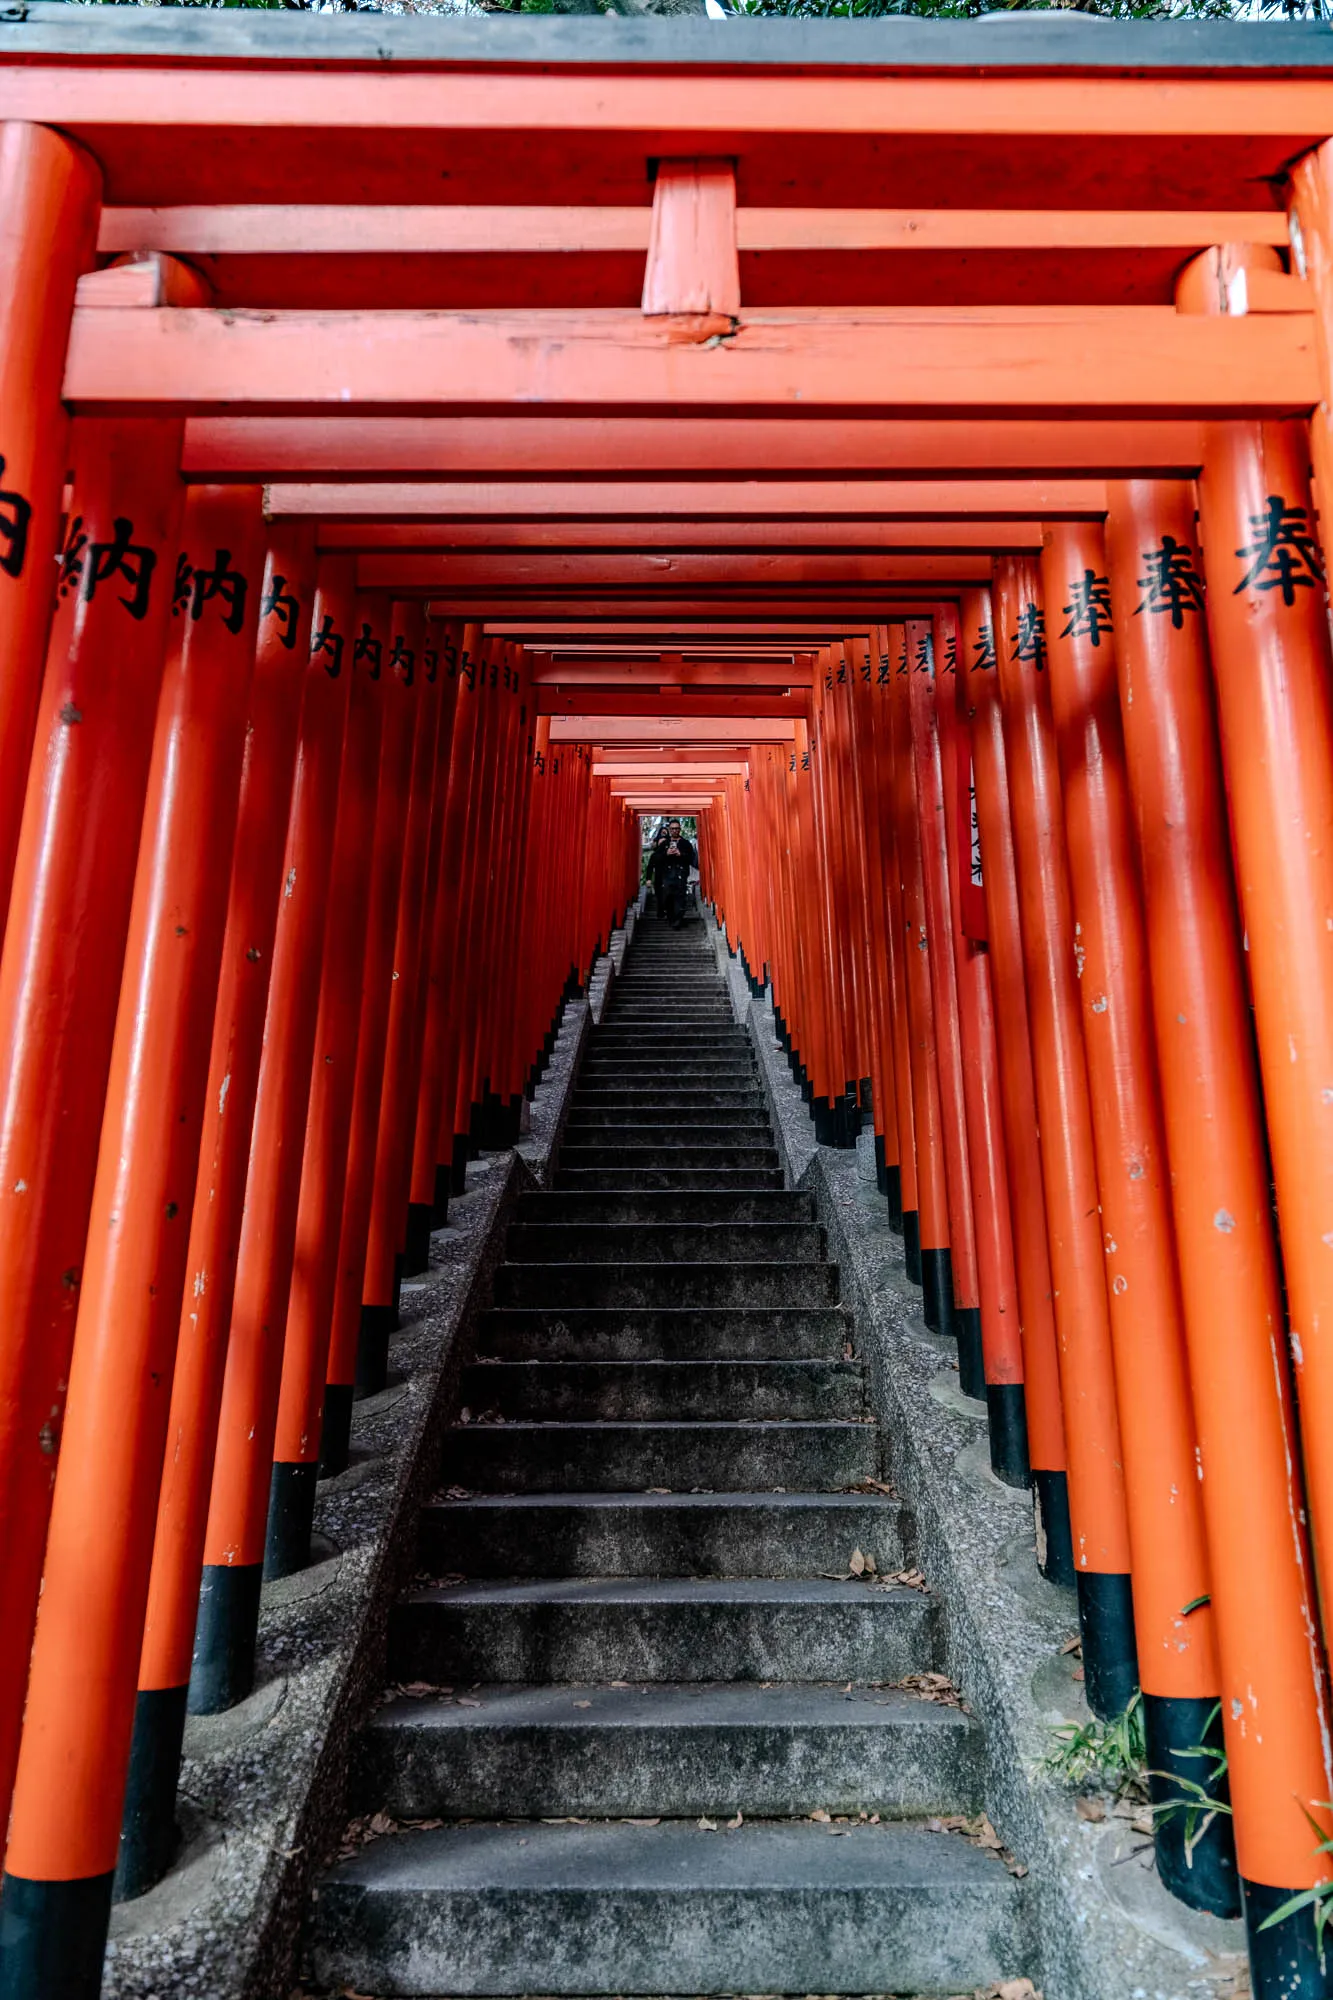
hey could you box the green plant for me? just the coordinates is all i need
[1043,1689,1147,1797]
[1145,1703,1233,1872]
[1257,1804,1333,1968]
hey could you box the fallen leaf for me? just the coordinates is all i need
[573,1700,592,1709]
[994,1981,1043,2000]
[624,1817,661,1827]
[1075,1797,1106,1823]
[646,1486,672,1495]
[1071,1666,1086,1683]
[698,1816,718,1831]
[849,1547,867,1576]
[1059,1636,1083,1657]
[457,1697,482,1708]
[809,1808,831,1823]
[727,1810,744,1830]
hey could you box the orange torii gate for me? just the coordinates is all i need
[3,11,1333,1998]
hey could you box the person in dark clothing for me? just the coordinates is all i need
[649,818,697,929]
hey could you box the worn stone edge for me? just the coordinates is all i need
[705,909,1249,2000]
[102,928,628,2000]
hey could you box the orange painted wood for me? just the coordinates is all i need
[642,161,739,318]
[187,416,1205,480]
[63,305,1316,416]
[319,522,1042,552]
[273,478,1107,520]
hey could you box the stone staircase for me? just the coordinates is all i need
[306,917,1030,1996]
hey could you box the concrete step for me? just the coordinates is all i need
[477,1306,851,1362]
[309,1818,1027,1998]
[515,1190,813,1225]
[388,1576,936,1684]
[356,1682,983,1820]
[459,1358,864,1422]
[503,1223,825,1266]
[554,1167,787,1193]
[493,1261,839,1309]
[556,1146,781,1174]
[417,1491,905,1576]
[579,1064,759,1082]
[442,1418,875,1492]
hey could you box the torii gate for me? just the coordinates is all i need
[2,11,1333,1998]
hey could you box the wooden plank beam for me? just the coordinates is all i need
[65,307,1316,418]
[188,417,1205,479]
[551,716,795,742]
[272,478,1108,520]
[537,690,809,718]
[320,520,1043,553]
[356,554,992,588]
[531,660,815,686]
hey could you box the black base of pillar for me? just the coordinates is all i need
[0,1869,115,2000]
[1144,1691,1240,1918]
[115,1683,189,1903]
[955,1303,986,1401]
[800,1074,813,1105]
[858,1075,873,1113]
[1032,1467,1077,1587]
[355,1301,396,1398]
[986,1383,1031,1489]
[188,1561,263,1715]
[264,1458,319,1580]
[812,1096,840,1145]
[1244,1877,1333,1997]
[902,1207,922,1285]
[873,1131,889,1197]
[450,1137,470,1194]
[920,1245,953,1338]
[403,1199,434,1276]
[431,1162,451,1228]
[885,1162,904,1234]
[1075,1568,1140,1722]
[319,1381,354,1478]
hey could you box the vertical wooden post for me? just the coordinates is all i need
[0,123,102,938]
[1042,516,1233,1912]
[992,554,1137,1719]
[0,485,266,1997]
[0,417,185,1853]
[190,558,355,1715]
[959,586,1072,1581]
[122,520,319,1900]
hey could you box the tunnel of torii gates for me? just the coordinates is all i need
[13,7,1333,1997]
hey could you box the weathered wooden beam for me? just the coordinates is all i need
[355,553,990,588]
[549,715,796,743]
[318,520,1042,553]
[270,477,1107,520]
[65,307,1315,417]
[537,690,809,718]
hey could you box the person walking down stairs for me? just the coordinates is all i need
[305,920,1032,1996]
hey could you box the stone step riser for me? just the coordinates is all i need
[493,1263,839,1308]
[553,1170,787,1193]
[459,1359,864,1422]
[476,1308,850,1363]
[388,1588,937,1685]
[515,1193,812,1225]
[503,1225,826,1265]
[308,1832,1027,2000]
[557,1148,780,1172]
[441,1419,874,1492]
[356,1692,983,1820]
[567,1109,770,1130]
[416,1493,904,1576]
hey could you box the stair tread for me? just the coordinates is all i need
[370,1683,962,1731]
[405,1577,919,1608]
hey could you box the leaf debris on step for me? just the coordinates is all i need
[895,1670,965,1708]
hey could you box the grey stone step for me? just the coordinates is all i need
[493,1261,839,1309]
[503,1223,825,1266]
[555,1167,787,1193]
[515,1191,812,1225]
[557,1146,780,1174]
[565,1108,772,1132]
[459,1358,864,1422]
[572,1088,766,1109]
[308,1817,1028,1998]
[477,1306,851,1362]
[356,1683,983,1819]
[388,1577,936,1684]
[442,1418,875,1492]
[417,1491,904,1576]
[580,1064,758,1082]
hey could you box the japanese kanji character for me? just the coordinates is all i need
[1060,568,1114,648]
[311,613,344,679]
[1011,604,1047,671]
[261,572,301,649]
[1233,495,1324,606]
[0,455,33,581]
[1135,535,1207,629]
